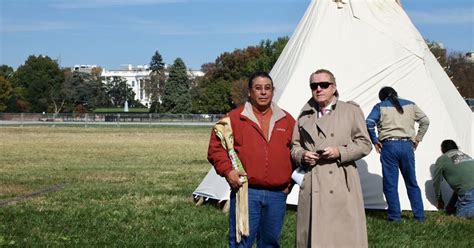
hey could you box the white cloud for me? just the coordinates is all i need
[127,17,294,36]
[50,0,188,10]
[218,24,295,35]
[408,8,474,24]
[1,21,71,32]
[141,24,294,36]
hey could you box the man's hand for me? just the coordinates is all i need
[374,143,383,153]
[413,140,419,150]
[303,151,320,167]
[282,183,292,194]
[225,170,247,190]
[320,147,340,160]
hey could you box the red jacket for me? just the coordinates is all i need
[207,102,295,189]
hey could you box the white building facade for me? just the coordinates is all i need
[101,64,205,108]
[73,64,98,74]
[101,64,153,107]
[466,52,474,63]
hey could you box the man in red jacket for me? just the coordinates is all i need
[208,71,295,247]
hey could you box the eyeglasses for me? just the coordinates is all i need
[252,85,273,92]
[310,82,333,90]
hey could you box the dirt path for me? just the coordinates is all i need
[0,184,67,207]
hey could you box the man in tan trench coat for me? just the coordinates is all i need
[291,69,372,247]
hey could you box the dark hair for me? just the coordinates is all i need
[441,139,458,153]
[379,86,403,114]
[248,71,274,89]
[309,69,339,97]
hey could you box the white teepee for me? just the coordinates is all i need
[193,0,473,211]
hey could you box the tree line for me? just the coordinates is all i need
[426,40,474,99]
[0,37,472,114]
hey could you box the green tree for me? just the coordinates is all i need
[192,37,289,113]
[161,58,191,113]
[11,55,65,113]
[150,50,165,72]
[63,70,110,112]
[203,79,232,114]
[0,65,14,79]
[0,76,13,112]
[0,65,15,112]
[426,40,473,98]
[104,76,135,108]
[231,79,248,107]
[446,53,474,98]
[426,40,448,68]
[6,86,30,112]
[191,77,232,114]
[147,50,166,113]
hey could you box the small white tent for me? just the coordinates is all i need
[194,0,473,211]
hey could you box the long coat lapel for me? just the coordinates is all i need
[294,97,370,248]
[314,112,332,139]
[298,98,334,146]
[299,112,319,146]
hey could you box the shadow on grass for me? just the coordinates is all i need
[366,209,388,220]
[193,196,300,213]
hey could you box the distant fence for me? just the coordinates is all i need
[0,113,225,127]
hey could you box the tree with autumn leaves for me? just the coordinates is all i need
[0,37,471,114]
[191,37,290,114]
[427,40,473,99]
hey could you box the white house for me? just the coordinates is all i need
[73,64,98,74]
[101,64,153,107]
[187,69,205,78]
[466,52,474,63]
[101,64,205,107]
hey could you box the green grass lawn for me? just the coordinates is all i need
[0,126,472,247]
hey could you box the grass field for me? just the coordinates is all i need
[0,126,472,247]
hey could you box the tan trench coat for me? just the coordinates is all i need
[292,98,372,248]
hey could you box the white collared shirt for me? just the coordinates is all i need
[319,102,334,117]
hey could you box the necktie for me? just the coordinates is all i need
[321,108,327,116]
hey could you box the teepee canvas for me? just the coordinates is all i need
[194,0,473,211]
[271,0,472,210]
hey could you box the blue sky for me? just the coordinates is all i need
[1,0,473,71]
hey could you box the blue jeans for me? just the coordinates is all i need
[229,187,287,248]
[381,140,424,221]
[456,188,474,219]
